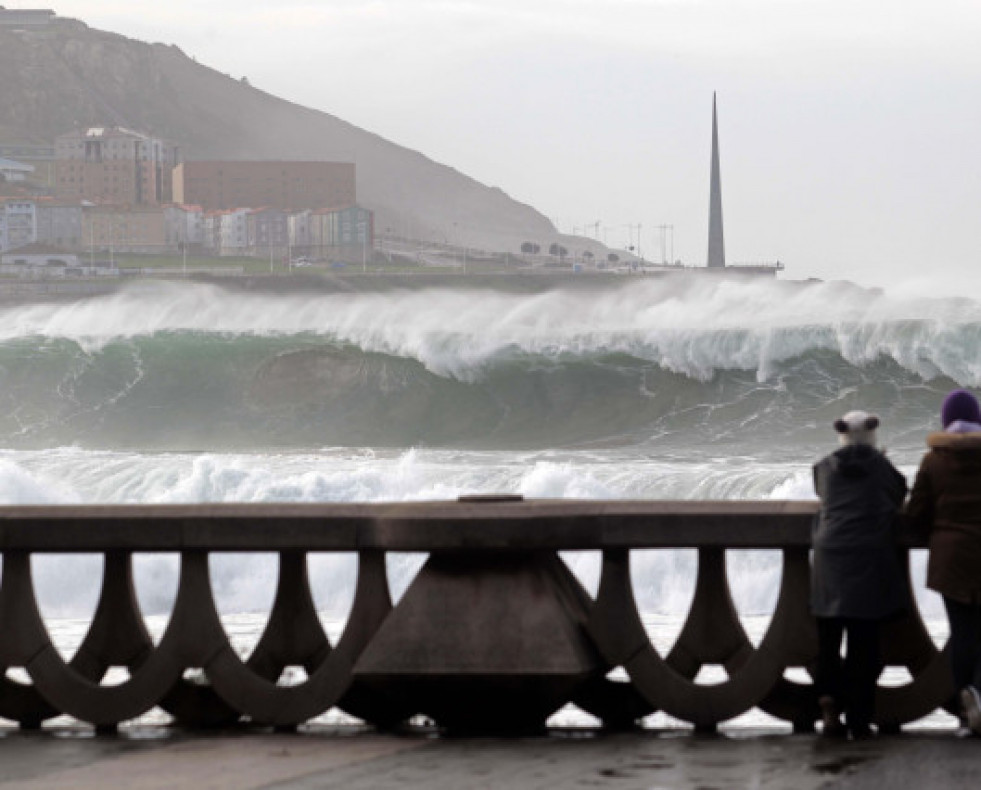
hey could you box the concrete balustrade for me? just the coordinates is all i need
[0,500,952,733]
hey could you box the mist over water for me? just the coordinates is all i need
[0,277,969,622]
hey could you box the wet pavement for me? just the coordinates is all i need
[0,727,977,789]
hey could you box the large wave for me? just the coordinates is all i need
[2,277,980,380]
[0,278,974,450]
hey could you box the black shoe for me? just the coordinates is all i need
[848,722,875,740]
[819,695,846,737]
[960,686,981,736]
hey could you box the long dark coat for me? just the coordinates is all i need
[811,445,909,619]
[905,432,981,604]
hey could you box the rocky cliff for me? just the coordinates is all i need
[0,18,556,251]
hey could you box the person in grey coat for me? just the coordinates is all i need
[811,411,908,737]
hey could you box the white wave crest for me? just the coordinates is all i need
[1,278,980,383]
[0,458,80,505]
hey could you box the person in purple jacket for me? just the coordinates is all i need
[906,389,981,736]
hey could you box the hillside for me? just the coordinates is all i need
[0,17,558,252]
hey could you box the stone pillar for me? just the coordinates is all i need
[352,552,604,732]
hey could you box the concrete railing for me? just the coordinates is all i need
[0,500,951,732]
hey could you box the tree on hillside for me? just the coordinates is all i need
[520,241,540,254]
[607,253,620,263]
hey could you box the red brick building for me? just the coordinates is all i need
[172,161,356,212]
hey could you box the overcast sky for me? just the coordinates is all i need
[21,1,981,289]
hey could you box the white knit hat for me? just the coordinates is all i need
[834,410,880,446]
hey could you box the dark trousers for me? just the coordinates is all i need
[943,596,981,692]
[815,617,880,727]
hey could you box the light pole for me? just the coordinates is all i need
[656,224,675,265]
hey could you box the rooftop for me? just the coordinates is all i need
[0,157,35,173]
[1,241,77,257]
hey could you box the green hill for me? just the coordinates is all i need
[0,17,556,252]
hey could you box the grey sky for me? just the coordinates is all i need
[22,1,981,289]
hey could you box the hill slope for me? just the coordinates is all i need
[0,18,556,251]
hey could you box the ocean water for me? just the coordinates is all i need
[0,275,974,728]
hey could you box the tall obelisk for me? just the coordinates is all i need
[707,93,726,268]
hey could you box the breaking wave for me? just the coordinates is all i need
[0,278,975,450]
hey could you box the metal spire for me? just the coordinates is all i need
[707,92,726,268]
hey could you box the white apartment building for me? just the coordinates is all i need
[288,210,312,249]
[0,199,37,252]
[218,209,249,255]
[164,204,205,248]
[202,209,250,255]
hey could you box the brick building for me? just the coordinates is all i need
[172,161,356,212]
[55,127,180,205]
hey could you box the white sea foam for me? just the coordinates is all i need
[0,447,814,507]
[0,446,944,623]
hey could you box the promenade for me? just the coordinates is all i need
[0,727,977,789]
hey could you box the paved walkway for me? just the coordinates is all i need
[0,727,977,789]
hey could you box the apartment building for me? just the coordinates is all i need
[0,198,37,252]
[35,200,83,249]
[164,204,205,249]
[247,208,289,253]
[288,210,312,249]
[55,127,180,205]
[307,205,373,258]
[201,209,250,255]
